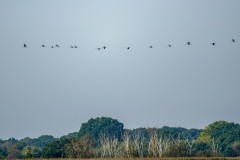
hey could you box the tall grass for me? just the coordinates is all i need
[19,157,240,160]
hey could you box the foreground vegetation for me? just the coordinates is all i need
[3,158,240,160]
[1,117,240,159]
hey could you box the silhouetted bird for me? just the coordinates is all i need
[167,44,171,47]
[56,44,60,47]
[50,46,54,48]
[95,48,101,50]
[102,46,107,49]
[74,46,78,48]
[231,39,235,42]
[186,42,191,45]
[148,46,153,48]
[41,45,46,47]
[210,42,215,46]
[69,46,74,48]
[23,44,27,48]
[126,47,131,49]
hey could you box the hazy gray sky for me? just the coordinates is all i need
[1,0,240,140]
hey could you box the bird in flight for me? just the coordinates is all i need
[231,39,235,42]
[125,47,131,49]
[23,44,27,48]
[95,48,101,50]
[74,46,78,48]
[50,46,54,48]
[186,42,191,45]
[167,44,171,47]
[40,45,46,47]
[56,44,60,47]
[102,46,107,49]
[148,46,153,48]
[69,46,74,48]
[210,42,215,46]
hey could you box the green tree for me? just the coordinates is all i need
[23,146,34,158]
[163,142,189,157]
[197,120,240,157]
[42,138,70,158]
[61,132,78,139]
[78,117,124,140]
[22,146,42,158]
[31,135,56,148]
[192,141,219,157]
[7,143,24,158]
[0,147,7,158]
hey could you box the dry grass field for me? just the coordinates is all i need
[20,158,240,160]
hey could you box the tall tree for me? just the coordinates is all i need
[78,117,124,140]
[197,120,240,156]
[42,138,70,158]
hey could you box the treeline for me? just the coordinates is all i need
[0,135,58,159]
[1,117,240,158]
[0,133,78,158]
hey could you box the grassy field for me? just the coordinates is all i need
[14,158,240,160]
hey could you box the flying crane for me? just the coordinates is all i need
[210,42,216,46]
[167,44,171,47]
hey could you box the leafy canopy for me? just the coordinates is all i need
[78,117,124,140]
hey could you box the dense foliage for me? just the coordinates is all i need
[197,121,240,157]
[1,118,240,158]
[0,135,55,158]
[78,117,124,140]
[30,135,56,148]
[60,132,78,139]
[42,138,70,158]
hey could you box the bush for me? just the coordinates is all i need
[163,142,189,157]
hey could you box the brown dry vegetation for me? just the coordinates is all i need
[11,158,240,160]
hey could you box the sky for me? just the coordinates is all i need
[0,0,240,140]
